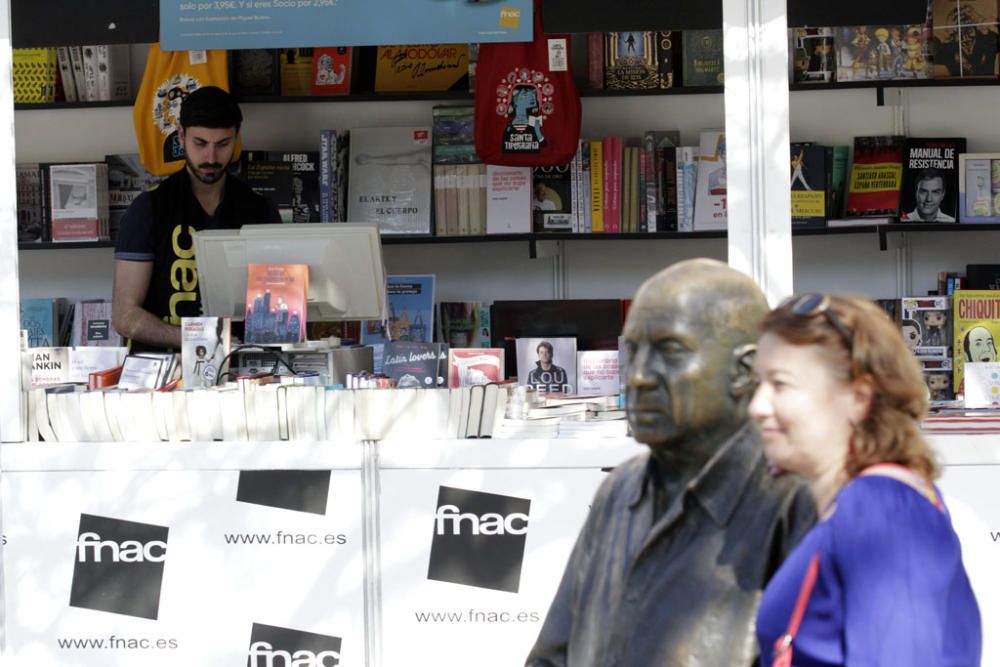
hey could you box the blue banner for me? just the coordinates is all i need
[161,0,533,51]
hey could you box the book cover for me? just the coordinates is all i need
[244,263,309,344]
[898,138,965,222]
[49,163,102,223]
[587,32,604,89]
[516,337,577,394]
[16,163,44,243]
[383,341,447,388]
[181,316,231,388]
[604,32,660,90]
[347,126,433,234]
[71,300,121,347]
[106,154,163,240]
[12,48,57,104]
[439,301,491,348]
[676,146,700,231]
[532,163,573,231]
[20,297,60,348]
[827,145,850,219]
[26,347,70,387]
[933,0,999,78]
[242,151,321,223]
[589,140,604,232]
[96,44,131,101]
[375,44,469,92]
[790,27,836,83]
[448,348,504,387]
[963,362,1000,407]
[231,49,280,96]
[683,30,724,87]
[790,143,827,226]
[56,47,77,102]
[485,165,532,234]
[361,274,436,346]
[693,130,727,230]
[957,153,1000,223]
[576,349,620,395]
[953,290,1000,394]
[312,47,352,95]
[966,265,1000,290]
[657,31,680,88]
[280,48,315,96]
[844,135,905,217]
[319,129,349,222]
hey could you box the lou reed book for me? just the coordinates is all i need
[898,138,965,223]
[516,336,577,394]
[244,264,309,345]
[953,290,1000,394]
[844,136,905,218]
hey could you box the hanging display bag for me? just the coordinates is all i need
[133,43,238,176]
[474,0,581,166]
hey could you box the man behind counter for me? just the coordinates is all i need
[112,86,280,352]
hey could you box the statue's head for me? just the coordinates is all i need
[623,258,768,454]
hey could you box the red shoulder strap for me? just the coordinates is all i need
[772,552,820,667]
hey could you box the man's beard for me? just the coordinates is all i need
[186,157,226,185]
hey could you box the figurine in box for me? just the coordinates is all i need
[920,309,949,347]
[925,372,955,401]
[901,318,921,351]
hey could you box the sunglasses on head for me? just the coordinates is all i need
[780,293,853,349]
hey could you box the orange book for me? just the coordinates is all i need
[88,365,122,390]
[244,263,309,344]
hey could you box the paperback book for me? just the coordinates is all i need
[604,32,660,90]
[953,290,1000,395]
[244,264,309,345]
[382,341,448,388]
[448,348,504,387]
[242,151,321,223]
[516,337,577,394]
[439,301,491,348]
[898,138,965,223]
[790,143,827,227]
[181,316,232,388]
[844,135,905,218]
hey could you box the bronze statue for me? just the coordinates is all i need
[526,258,816,667]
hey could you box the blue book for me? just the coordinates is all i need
[20,298,59,347]
[361,274,436,372]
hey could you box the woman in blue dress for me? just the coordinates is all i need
[749,294,981,667]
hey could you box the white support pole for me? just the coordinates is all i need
[722,0,792,304]
[0,0,21,442]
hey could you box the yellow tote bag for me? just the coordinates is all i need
[133,43,239,176]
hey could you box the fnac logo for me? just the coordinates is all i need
[236,470,332,515]
[498,6,521,29]
[427,486,531,593]
[247,623,342,667]
[69,513,170,620]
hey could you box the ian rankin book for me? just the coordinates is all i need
[244,264,309,345]
[181,316,231,389]
[516,337,577,394]
[347,126,433,235]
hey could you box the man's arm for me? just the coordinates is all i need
[112,259,181,348]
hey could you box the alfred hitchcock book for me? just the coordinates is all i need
[241,151,321,223]
[898,138,965,223]
[244,264,309,345]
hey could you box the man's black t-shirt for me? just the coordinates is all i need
[115,168,280,345]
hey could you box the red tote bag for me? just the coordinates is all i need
[474,0,582,166]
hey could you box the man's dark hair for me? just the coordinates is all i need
[914,168,945,190]
[179,86,243,131]
[536,341,553,356]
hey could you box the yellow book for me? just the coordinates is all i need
[375,44,469,92]
[13,48,57,104]
[589,140,604,232]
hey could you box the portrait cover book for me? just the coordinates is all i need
[898,138,965,223]
[532,164,574,231]
[844,135,905,218]
[789,143,828,227]
[241,151,321,223]
[244,263,309,345]
[448,348,504,387]
[952,290,1000,394]
[347,126,433,235]
[181,316,231,389]
[516,336,577,394]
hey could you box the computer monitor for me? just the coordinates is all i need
[193,223,386,322]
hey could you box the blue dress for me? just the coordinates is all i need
[756,475,981,667]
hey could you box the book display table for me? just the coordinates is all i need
[0,435,996,666]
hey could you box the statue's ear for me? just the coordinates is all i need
[730,343,757,398]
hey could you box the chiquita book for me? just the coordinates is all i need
[953,290,1000,395]
[844,135,905,217]
[516,337,577,394]
[347,126,433,234]
[181,316,231,388]
[244,264,309,345]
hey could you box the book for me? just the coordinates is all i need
[933,0,999,78]
[71,300,121,347]
[244,264,309,344]
[347,126,433,234]
[953,290,1000,394]
[67,46,87,102]
[48,163,109,242]
[439,301,491,347]
[106,154,162,240]
[311,47,352,95]
[643,131,680,232]
[827,145,850,219]
[447,348,504,387]
[374,44,469,92]
[589,140,604,232]
[790,143,827,227]
[790,27,836,83]
[958,153,1000,223]
[361,274,436,347]
[485,165,532,234]
[181,316,231,389]
[95,44,131,101]
[586,32,604,89]
[319,129,349,223]
[676,146,699,231]
[231,49,281,96]
[68,346,128,384]
[279,48,314,96]
[657,31,680,88]
[963,362,1000,407]
[25,347,70,387]
[55,47,77,102]
[20,297,61,348]
[12,48,57,104]
[898,138,965,223]
[844,135,905,218]
[604,32,660,90]
[683,30,725,87]
[532,163,573,231]
[382,341,447,388]
[16,163,44,242]
[576,350,620,395]
[516,337,578,394]
[966,265,1000,291]
[693,130,727,230]
[242,151,321,223]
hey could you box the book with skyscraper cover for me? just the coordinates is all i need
[244,264,309,345]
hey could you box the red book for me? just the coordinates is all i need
[604,136,623,233]
[244,263,309,344]
[448,348,504,387]
[587,33,604,89]
[845,135,905,217]
[311,47,352,96]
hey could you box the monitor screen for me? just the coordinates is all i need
[194,223,386,322]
